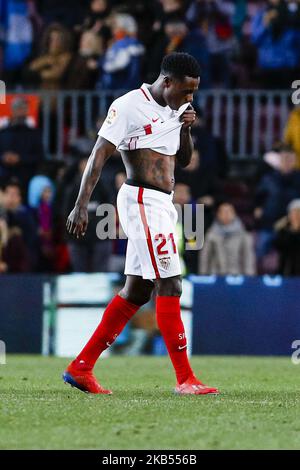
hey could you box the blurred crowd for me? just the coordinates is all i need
[0,0,300,278]
[1,0,300,91]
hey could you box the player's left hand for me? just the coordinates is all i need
[180,105,196,129]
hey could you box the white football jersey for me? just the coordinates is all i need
[98,83,190,155]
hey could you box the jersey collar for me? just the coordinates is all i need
[140,83,190,116]
[140,83,171,112]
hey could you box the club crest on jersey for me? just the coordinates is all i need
[106,108,117,125]
[159,256,171,270]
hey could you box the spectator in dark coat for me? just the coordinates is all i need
[0,215,30,273]
[175,105,227,230]
[175,149,220,201]
[274,199,300,276]
[0,97,44,191]
[63,30,103,90]
[191,105,228,179]
[255,145,300,259]
[1,181,37,270]
[65,157,113,272]
[77,0,111,46]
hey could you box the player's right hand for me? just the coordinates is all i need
[66,205,88,238]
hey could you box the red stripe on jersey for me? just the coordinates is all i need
[140,87,151,101]
[143,124,152,135]
[129,137,139,150]
[137,187,160,279]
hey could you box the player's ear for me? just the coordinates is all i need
[163,75,172,88]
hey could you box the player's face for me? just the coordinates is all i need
[163,76,200,110]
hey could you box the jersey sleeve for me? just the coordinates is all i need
[98,99,130,148]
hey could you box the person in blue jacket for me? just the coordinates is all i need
[251,0,300,89]
[99,13,144,91]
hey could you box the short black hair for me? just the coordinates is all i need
[161,52,201,79]
[3,178,22,193]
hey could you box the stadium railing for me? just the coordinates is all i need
[6,89,293,160]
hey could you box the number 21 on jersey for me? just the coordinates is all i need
[154,233,177,255]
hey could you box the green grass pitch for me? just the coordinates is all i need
[0,355,299,450]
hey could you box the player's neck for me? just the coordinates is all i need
[148,82,167,108]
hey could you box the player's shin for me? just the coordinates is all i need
[73,294,140,369]
[156,295,193,384]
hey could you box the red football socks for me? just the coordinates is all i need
[156,295,193,384]
[74,294,140,369]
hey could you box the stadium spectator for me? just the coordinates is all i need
[1,181,37,270]
[251,0,300,89]
[274,198,300,276]
[114,0,158,49]
[65,157,113,273]
[199,202,256,275]
[35,183,55,272]
[254,140,284,184]
[262,143,282,172]
[0,97,44,191]
[0,213,29,273]
[99,13,145,90]
[157,0,186,24]
[0,0,34,85]
[191,105,228,179]
[150,0,187,43]
[187,0,237,88]
[147,18,211,87]
[26,23,73,90]
[28,164,55,210]
[63,30,103,89]
[284,104,300,168]
[77,0,111,46]
[176,147,219,196]
[175,148,220,231]
[254,144,300,260]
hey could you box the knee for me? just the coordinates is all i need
[119,283,154,306]
[155,276,182,297]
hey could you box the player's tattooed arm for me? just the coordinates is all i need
[66,136,115,238]
[176,106,196,168]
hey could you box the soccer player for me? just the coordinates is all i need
[63,52,219,395]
